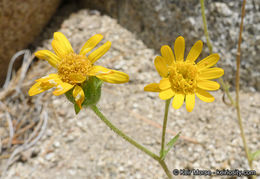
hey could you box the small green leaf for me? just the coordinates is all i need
[74,103,81,115]
[250,150,260,162]
[161,132,180,160]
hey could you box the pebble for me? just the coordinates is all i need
[53,141,60,148]
[118,166,125,173]
[45,153,55,161]
[68,169,76,175]
[65,135,75,143]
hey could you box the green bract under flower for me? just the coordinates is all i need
[65,77,102,114]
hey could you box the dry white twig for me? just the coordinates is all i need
[3,50,32,89]
[16,51,34,97]
[5,113,14,148]
[1,110,48,179]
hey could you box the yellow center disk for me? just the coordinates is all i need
[168,62,198,94]
[58,53,93,85]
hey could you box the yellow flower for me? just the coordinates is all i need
[144,36,224,112]
[29,32,129,108]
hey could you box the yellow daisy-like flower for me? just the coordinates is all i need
[144,36,224,112]
[29,32,129,108]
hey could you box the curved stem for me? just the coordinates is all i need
[201,0,254,175]
[90,105,160,161]
[160,99,171,157]
[200,0,234,106]
[235,1,255,176]
[90,105,173,178]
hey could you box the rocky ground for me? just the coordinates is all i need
[0,3,259,179]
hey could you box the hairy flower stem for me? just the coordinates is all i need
[200,0,234,106]
[160,99,171,157]
[90,105,172,178]
[235,1,255,177]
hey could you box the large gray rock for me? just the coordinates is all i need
[0,0,61,86]
[80,0,260,91]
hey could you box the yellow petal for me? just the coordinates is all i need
[197,80,220,91]
[186,40,203,63]
[161,45,175,65]
[52,81,74,96]
[185,94,195,112]
[28,82,53,96]
[88,41,111,64]
[91,66,129,84]
[144,83,160,92]
[51,40,68,59]
[196,88,215,102]
[172,93,185,109]
[80,34,103,55]
[52,32,74,58]
[154,56,168,77]
[199,67,224,80]
[34,50,61,68]
[35,74,60,82]
[67,73,86,84]
[197,54,220,70]
[28,74,60,96]
[89,66,104,74]
[174,36,185,62]
[159,88,174,100]
[73,85,85,109]
[159,78,171,90]
[37,74,74,96]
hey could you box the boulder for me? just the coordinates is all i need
[79,0,260,91]
[0,0,61,86]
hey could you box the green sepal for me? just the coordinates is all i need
[65,76,103,114]
[65,89,81,115]
[249,149,260,162]
[74,103,81,114]
[160,132,180,160]
[65,89,75,103]
[81,76,103,107]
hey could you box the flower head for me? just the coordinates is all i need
[29,32,129,109]
[144,36,224,112]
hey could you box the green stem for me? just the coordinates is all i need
[90,105,173,178]
[90,105,160,161]
[200,0,234,106]
[159,160,173,179]
[200,0,212,53]
[160,99,171,158]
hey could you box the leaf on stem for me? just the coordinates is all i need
[249,150,260,162]
[161,132,180,160]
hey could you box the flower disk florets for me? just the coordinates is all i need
[58,53,92,85]
[168,62,198,94]
[144,36,224,112]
